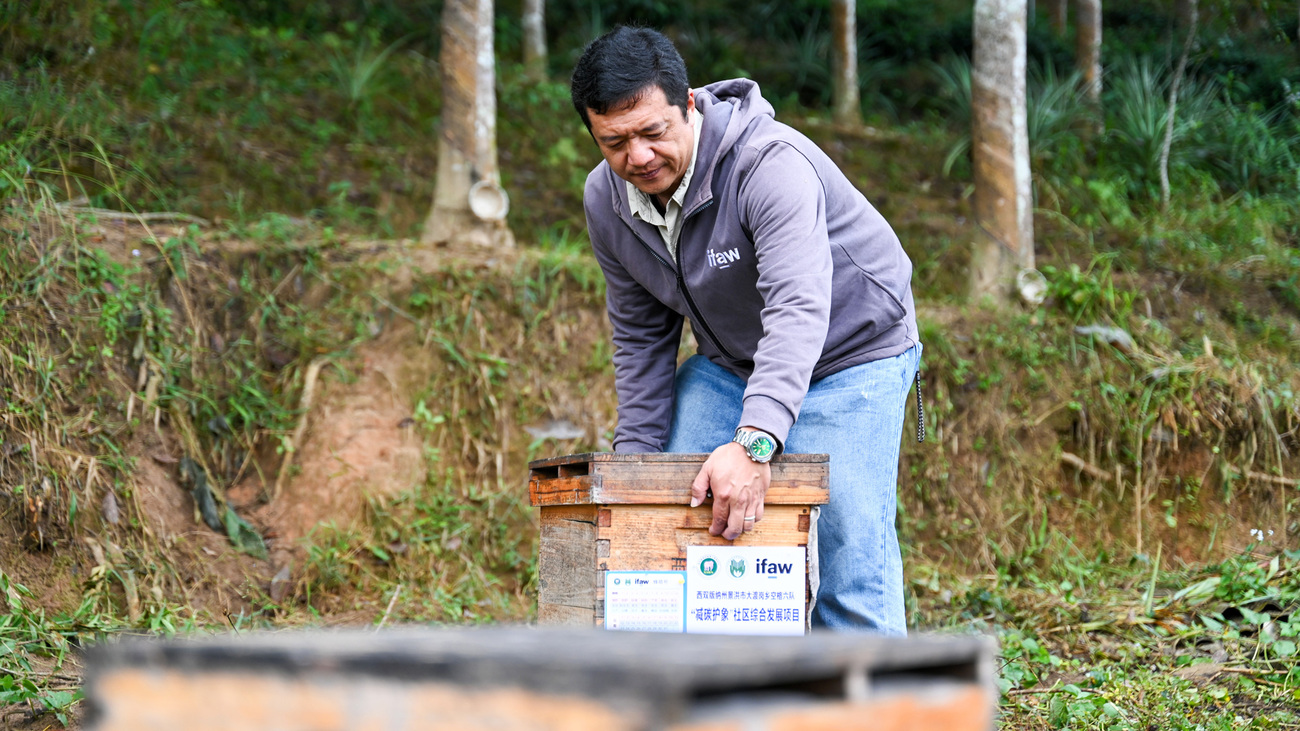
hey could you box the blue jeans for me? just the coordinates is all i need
[664,344,921,635]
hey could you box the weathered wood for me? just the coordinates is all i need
[529,454,830,507]
[537,505,597,611]
[531,453,827,631]
[597,505,811,571]
[537,602,596,626]
[670,683,990,731]
[530,452,830,468]
[85,628,998,730]
[539,504,814,627]
[86,630,995,702]
[92,669,632,731]
[590,460,828,505]
[593,504,814,626]
[529,475,600,505]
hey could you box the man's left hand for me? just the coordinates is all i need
[689,442,770,540]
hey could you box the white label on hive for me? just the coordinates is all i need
[685,546,806,636]
[604,571,686,633]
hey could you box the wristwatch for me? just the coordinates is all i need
[732,428,777,464]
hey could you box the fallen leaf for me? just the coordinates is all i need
[101,491,120,525]
[269,564,292,603]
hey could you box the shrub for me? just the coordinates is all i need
[1100,57,1219,201]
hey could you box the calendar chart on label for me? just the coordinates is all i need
[604,571,686,633]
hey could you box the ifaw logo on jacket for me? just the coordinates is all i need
[707,247,742,269]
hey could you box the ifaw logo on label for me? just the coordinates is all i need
[755,558,794,575]
[707,248,741,269]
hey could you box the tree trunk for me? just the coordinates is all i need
[1048,0,1068,35]
[831,0,862,126]
[970,0,1034,302]
[423,0,514,248]
[1160,0,1197,210]
[1075,0,1102,105]
[523,0,547,81]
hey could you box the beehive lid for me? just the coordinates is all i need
[528,452,829,507]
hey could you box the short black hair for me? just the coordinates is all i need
[570,26,690,132]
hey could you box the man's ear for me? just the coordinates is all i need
[685,89,695,119]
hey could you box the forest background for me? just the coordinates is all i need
[1,0,1299,728]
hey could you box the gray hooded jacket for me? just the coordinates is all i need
[584,79,918,453]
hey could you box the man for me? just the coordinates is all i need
[571,26,921,634]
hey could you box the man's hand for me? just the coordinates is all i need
[689,441,770,540]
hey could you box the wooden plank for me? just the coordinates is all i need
[93,668,637,731]
[590,461,828,505]
[537,506,597,613]
[89,628,994,691]
[590,505,813,625]
[529,452,830,469]
[530,458,830,507]
[596,505,811,572]
[85,629,996,731]
[670,683,991,731]
[529,474,599,505]
[538,602,595,627]
[539,504,601,522]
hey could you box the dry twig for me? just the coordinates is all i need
[1061,452,1119,483]
[55,202,210,226]
[376,584,403,631]
[273,357,329,499]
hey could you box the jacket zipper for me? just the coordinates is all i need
[673,200,737,361]
[621,199,736,362]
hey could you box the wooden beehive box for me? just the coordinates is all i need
[83,627,997,731]
[528,452,830,628]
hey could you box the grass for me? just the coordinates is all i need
[0,176,615,725]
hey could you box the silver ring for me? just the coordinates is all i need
[743,516,756,521]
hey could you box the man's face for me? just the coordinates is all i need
[588,86,695,205]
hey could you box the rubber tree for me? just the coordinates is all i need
[1047,0,1068,34]
[422,0,514,248]
[1076,0,1102,104]
[969,0,1034,302]
[523,0,547,81]
[831,0,862,126]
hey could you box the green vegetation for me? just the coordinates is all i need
[2,0,1298,728]
[916,550,1300,729]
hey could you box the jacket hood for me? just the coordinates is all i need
[685,79,775,211]
[695,78,775,134]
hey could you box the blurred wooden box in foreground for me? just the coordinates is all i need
[83,627,997,730]
[528,453,830,630]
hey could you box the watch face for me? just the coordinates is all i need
[749,435,776,461]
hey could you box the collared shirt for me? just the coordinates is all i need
[626,108,703,260]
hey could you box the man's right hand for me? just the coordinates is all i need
[689,441,771,541]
